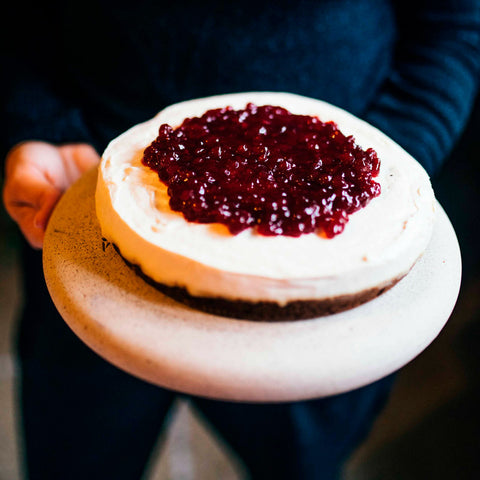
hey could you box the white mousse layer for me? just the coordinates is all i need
[96,92,436,304]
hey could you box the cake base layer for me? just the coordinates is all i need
[117,245,405,321]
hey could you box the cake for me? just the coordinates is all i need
[95,92,436,320]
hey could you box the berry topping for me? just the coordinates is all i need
[142,104,380,237]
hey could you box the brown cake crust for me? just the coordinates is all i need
[113,244,404,321]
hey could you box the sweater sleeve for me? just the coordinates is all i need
[0,2,94,162]
[363,0,480,176]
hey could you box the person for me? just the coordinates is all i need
[2,1,480,479]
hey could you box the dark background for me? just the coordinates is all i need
[0,93,479,479]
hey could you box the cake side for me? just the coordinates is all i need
[115,242,408,321]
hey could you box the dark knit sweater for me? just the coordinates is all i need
[2,0,480,175]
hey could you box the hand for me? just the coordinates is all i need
[2,141,100,249]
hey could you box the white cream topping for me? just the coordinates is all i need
[96,92,436,304]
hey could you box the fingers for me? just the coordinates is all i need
[3,162,62,249]
[33,186,63,231]
[59,144,100,183]
[2,141,100,249]
[10,194,59,249]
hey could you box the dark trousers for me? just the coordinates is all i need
[16,245,395,480]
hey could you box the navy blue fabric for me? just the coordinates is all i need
[2,0,480,175]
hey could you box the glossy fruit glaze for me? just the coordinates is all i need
[142,103,380,237]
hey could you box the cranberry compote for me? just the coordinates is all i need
[142,104,380,238]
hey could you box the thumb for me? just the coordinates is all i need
[13,184,62,249]
[33,186,63,231]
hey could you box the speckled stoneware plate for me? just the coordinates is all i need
[43,168,461,402]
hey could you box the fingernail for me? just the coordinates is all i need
[34,212,46,230]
